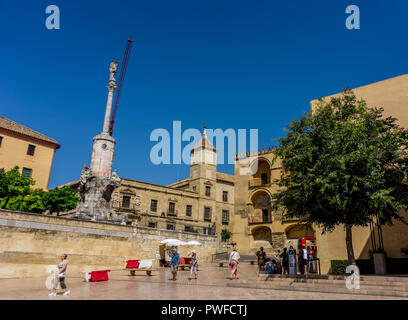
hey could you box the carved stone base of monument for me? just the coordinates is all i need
[74,166,127,224]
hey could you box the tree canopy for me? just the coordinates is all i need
[272,90,408,264]
[0,166,79,214]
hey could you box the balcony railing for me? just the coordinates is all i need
[248,178,270,188]
[166,209,178,217]
[282,217,302,222]
[119,205,135,212]
[248,215,272,225]
[204,215,212,222]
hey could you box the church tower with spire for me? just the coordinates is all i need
[189,124,217,198]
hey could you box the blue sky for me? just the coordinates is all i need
[0,0,407,188]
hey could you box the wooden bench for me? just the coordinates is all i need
[178,264,190,271]
[178,257,193,271]
[125,259,157,276]
[126,268,156,276]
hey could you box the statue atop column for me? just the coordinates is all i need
[109,61,118,82]
[73,60,127,224]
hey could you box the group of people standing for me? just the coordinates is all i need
[256,247,288,275]
[256,245,317,275]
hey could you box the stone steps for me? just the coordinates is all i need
[228,275,408,298]
[256,274,408,283]
[250,276,408,288]
[283,281,407,293]
[228,282,408,298]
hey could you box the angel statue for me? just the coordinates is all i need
[111,169,121,184]
[109,61,119,82]
[80,165,92,185]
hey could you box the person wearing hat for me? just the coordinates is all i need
[49,253,70,297]
[188,251,198,280]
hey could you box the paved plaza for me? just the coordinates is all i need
[0,262,404,300]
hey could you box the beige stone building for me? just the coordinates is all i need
[111,128,235,243]
[0,116,60,190]
[232,150,314,256]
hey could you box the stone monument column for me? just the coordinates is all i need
[90,61,118,178]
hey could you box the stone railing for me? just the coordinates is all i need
[0,209,216,243]
[0,209,219,278]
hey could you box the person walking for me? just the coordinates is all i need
[170,247,180,281]
[256,246,267,272]
[302,245,309,275]
[188,251,198,280]
[229,248,240,280]
[280,248,289,275]
[49,253,70,297]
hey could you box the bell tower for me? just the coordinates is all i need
[190,124,217,195]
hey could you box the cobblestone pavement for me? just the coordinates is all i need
[0,263,403,300]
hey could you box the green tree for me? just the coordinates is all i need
[273,90,408,265]
[43,186,79,214]
[0,166,34,209]
[22,189,47,213]
[0,167,79,214]
[221,229,232,241]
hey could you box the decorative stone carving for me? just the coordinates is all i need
[134,196,141,208]
[74,166,127,224]
[80,165,92,185]
[112,169,120,184]
[112,192,119,208]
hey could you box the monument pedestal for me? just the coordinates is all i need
[90,133,116,178]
